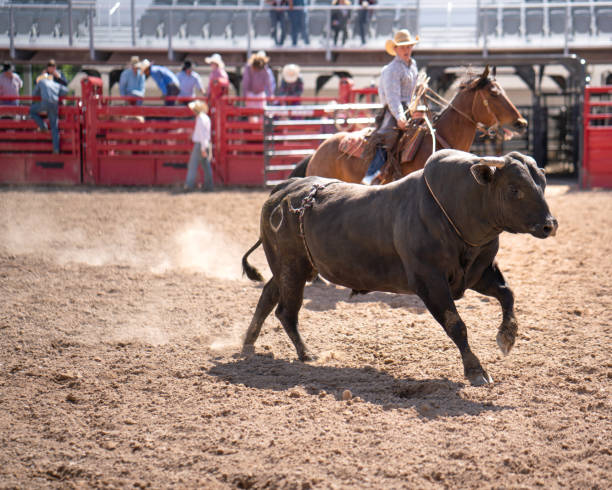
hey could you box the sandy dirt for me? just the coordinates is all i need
[0,182,610,489]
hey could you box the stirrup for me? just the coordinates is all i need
[360,170,380,186]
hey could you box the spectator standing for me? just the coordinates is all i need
[331,0,351,46]
[242,51,275,122]
[140,59,181,106]
[358,0,377,45]
[204,53,229,106]
[41,59,68,86]
[118,56,145,105]
[0,63,23,106]
[177,60,205,102]
[277,64,303,104]
[288,0,310,47]
[267,0,288,46]
[184,100,213,192]
[257,50,276,97]
[29,73,68,154]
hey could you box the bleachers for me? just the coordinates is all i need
[1,1,611,51]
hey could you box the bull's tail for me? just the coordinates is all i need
[241,239,264,282]
[288,155,311,178]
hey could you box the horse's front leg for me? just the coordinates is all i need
[471,262,517,356]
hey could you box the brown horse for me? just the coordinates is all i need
[304,66,527,183]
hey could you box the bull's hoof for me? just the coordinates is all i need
[298,351,318,362]
[241,344,256,358]
[466,370,493,386]
[497,328,516,356]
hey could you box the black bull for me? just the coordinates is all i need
[241,149,558,386]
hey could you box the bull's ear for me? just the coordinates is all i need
[470,163,496,185]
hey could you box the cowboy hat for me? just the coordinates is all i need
[140,59,151,71]
[385,29,419,56]
[205,53,225,69]
[129,56,141,67]
[188,100,209,115]
[282,64,300,84]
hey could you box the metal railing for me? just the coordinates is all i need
[1,1,611,61]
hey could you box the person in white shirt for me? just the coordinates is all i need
[184,100,213,191]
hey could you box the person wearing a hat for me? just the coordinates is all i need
[204,53,229,105]
[119,56,145,106]
[177,60,204,102]
[184,100,213,192]
[29,72,68,154]
[361,29,420,185]
[242,51,275,122]
[140,59,181,106]
[0,63,23,107]
[277,64,303,105]
[41,59,67,87]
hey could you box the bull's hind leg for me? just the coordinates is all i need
[275,269,313,361]
[242,279,280,356]
[471,263,517,356]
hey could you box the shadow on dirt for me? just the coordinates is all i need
[208,356,512,419]
[301,281,427,314]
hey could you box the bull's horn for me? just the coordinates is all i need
[478,156,506,168]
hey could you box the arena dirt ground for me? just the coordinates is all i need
[0,181,610,489]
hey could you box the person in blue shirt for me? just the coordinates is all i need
[141,59,180,106]
[119,56,145,105]
[29,73,68,154]
[177,60,204,103]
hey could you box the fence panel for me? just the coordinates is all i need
[582,86,612,188]
[0,97,82,184]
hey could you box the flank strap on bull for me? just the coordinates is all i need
[290,182,337,270]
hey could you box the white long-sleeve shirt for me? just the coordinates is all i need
[378,56,418,122]
[192,112,211,149]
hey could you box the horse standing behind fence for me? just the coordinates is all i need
[302,66,527,183]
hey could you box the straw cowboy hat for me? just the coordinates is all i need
[385,29,419,56]
[35,73,51,84]
[282,64,300,84]
[188,100,209,115]
[140,59,152,71]
[205,53,225,69]
[130,56,141,67]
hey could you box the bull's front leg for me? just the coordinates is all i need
[415,274,493,386]
[471,262,517,356]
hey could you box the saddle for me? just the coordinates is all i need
[337,118,429,180]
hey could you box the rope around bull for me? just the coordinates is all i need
[289,182,338,271]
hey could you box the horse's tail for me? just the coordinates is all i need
[242,239,264,282]
[288,155,311,178]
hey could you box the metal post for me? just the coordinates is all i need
[415,0,420,34]
[563,2,570,56]
[325,8,331,62]
[9,7,15,59]
[168,10,174,61]
[68,0,73,46]
[131,0,136,47]
[247,10,252,58]
[89,7,95,60]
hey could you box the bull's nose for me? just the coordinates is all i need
[542,217,558,237]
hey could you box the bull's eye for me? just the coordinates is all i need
[509,186,524,200]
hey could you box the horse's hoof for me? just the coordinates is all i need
[299,351,318,362]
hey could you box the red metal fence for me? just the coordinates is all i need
[0,96,82,184]
[582,87,612,188]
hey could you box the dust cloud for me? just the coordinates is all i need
[0,211,243,280]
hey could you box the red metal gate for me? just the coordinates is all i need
[0,96,81,184]
[582,86,612,188]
